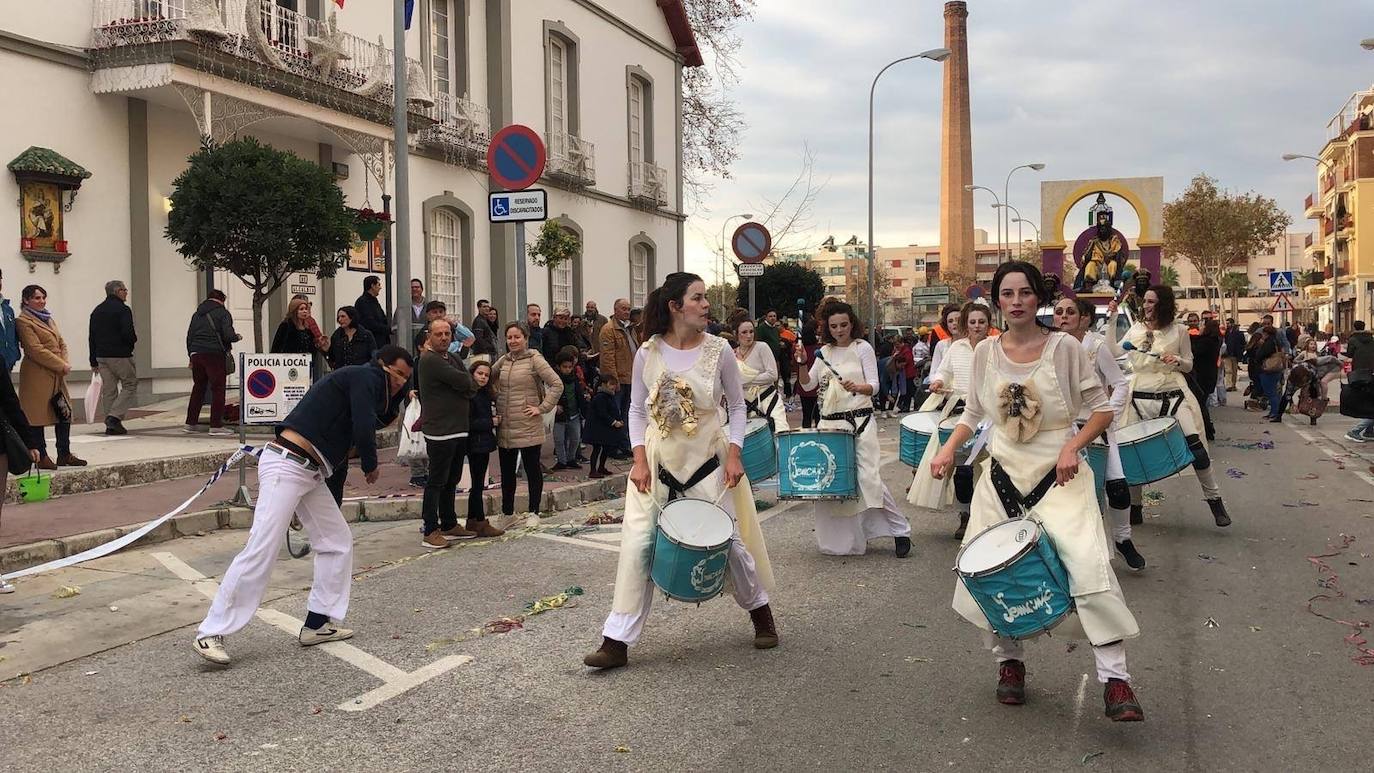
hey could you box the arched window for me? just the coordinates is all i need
[429,207,463,313]
[630,242,650,307]
[551,258,574,313]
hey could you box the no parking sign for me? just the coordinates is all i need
[241,353,312,424]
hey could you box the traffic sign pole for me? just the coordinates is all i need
[488,125,548,323]
[232,352,251,507]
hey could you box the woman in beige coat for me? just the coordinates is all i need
[492,321,560,515]
[16,285,85,469]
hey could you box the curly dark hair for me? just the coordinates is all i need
[818,300,865,344]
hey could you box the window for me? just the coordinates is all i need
[892,279,904,288]
[890,260,902,268]
[551,259,573,312]
[431,0,452,95]
[429,208,462,313]
[629,78,644,166]
[549,36,568,138]
[630,243,650,307]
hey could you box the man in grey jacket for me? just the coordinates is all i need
[184,289,241,435]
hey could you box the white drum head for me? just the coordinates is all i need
[1116,417,1178,444]
[938,416,962,432]
[902,411,941,434]
[957,518,1040,574]
[659,499,734,548]
[745,417,770,438]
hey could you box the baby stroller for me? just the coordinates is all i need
[1281,361,1331,425]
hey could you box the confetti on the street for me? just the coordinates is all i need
[53,586,81,599]
[526,586,584,616]
[614,745,630,753]
[1226,468,1246,479]
[1198,553,1217,563]
[904,656,933,663]
[1282,501,1321,508]
[1204,617,1219,628]
[1297,473,1320,480]
[585,511,623,525]
[1142,490,1165,508]
[1082,751,1104,765]
[1249,626,1263,632]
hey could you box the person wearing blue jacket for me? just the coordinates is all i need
[0,269,19,371]
[192,345,413,667]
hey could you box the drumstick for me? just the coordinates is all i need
[814,349,845,381]
[1119,341,1161,359]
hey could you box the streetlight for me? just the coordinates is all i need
[719,213,752,312]
[1004,163,1045,262]
[1283,152,1336,329]
[1013,216,1040,249]
[1361,37,1374,50]
[869,47,950,342]
[993,203,1027,258]
[966,184,1002,267]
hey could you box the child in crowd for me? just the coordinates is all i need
[552,347,587,471]
[464,360,503,534]
[585,376,624,479]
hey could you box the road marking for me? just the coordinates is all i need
[529,532,621,552]
[1072,672,1090,734]
[1287,421,1374,488]
[152,551,473,712]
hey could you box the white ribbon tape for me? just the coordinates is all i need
[1,445,259,581]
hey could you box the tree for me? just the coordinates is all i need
[844,258,893,323]
[166,137,353,352]
[681,0,756,210]
[1219,270,1250,320]
[746,143,827,255]
[1158,264,1180,288]
[1163,173,1291,311]
[707,281,737,315]
[736,262,824,322]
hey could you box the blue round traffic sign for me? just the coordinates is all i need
[487,125,547,191]
[246,369,276,400]
[731,222,772,263]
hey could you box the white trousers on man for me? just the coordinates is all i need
[986,632,1130,683]
[197,451,353,638]
[1103,435,1132,542]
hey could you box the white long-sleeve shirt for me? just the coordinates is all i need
[628,340,746,449]
[735,342,779,389]
[799,339,879,392]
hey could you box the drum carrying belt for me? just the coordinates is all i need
[658,457,721,501]
[989,458,1059,520]
[821,407,874,436]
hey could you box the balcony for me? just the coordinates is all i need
[627,160,668,207]
[417,91,491,166]
[90,0,433,130]
[548,132,596,188]
[1305,193,1321,219]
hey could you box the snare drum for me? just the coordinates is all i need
[1115,417,1194,485]
[938,417,977,464]
[1085,440,1108,501]
[955,518,1074,640]
[650,498,734,603]
[777,428,858,500]
[899,411,942,467]
[741,418,777,482]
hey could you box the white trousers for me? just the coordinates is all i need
[197,452,354,638]
[815,487,911,556]
[602,527,769,646]
[986,632,1130,683]
[1103,437,1132,542]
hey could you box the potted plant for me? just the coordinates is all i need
[526,220,580,268]
[352,207,391,241]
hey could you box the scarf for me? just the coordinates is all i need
[22,305,52,325]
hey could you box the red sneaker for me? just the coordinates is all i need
[1104,678,1144,721]
[996,659,1026,705]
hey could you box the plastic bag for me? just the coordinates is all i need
[84,371,103,425]
[397,399,427,463]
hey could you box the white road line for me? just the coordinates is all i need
[528,532,621,552]
[578,531,624,544]
[152,551,473,711]
[1286,421,1374,488]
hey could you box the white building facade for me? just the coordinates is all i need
[0,0,696,398]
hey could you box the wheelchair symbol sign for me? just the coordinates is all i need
[490,197,510,218]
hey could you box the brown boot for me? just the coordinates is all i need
[56,453,87,467]
[439,524,477,541]
[466,519,505,538]
[421,532,451,550]
[583,636,628,669]
[749,604,779,649]
[35,455,57,471]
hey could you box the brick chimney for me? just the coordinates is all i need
[939,1,975,280]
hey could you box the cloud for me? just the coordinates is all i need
[685,0,1371,283]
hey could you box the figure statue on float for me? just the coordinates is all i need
[1073,193,1127,292]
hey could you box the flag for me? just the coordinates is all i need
[334,0,344,8]
[404,0,415,29]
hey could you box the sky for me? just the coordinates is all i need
[681,0,1374,284]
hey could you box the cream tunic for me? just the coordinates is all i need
[610,334,774,614]
[1110,320,1206,442]
[736,342,790,432]
[951,333,1139,645]
[910,338,977,508]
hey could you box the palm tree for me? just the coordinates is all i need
[1219,271,1249,320]
[1158,264,1180,288]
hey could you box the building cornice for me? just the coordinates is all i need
[0,29,90,70]
[570,0,701,66]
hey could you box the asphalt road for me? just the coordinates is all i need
[2,402,1373,772]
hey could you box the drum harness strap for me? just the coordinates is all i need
[988,458,1058,521]
[658,457,721,501]
[745,385,779,432]
[821,407,873,436]
[1129,389,1186,422]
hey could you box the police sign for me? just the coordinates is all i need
[488,189,548,223]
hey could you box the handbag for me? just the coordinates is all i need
[1262,350,1286,373]
[0,417,31,475]
[50,391,72,423]
[1340,381,1374,419]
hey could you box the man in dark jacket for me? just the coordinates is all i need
[89,280,139,436]
[354,275,391,348]
[1343,321,1374,442]
[1222,318,1246,391]
[192,345,413,666]
[541,306,579,363]
[471,302,498,360]
[184,289,241,435]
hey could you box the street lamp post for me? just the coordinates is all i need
[1013,217,1040,256]
[1283,152,1337,329]
[994,203,1025,259]
[719,213,752,312]
[965,184,1001,270]
[869,47,949,343]
[1003,163,1045,263]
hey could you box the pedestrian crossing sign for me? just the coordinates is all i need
[1268,271,1295,293]
[1271,292,1295,313]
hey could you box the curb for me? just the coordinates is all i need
[0,472,629,575]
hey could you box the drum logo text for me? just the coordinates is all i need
[787,441,837,492]
[690,556,727,594]
[993,584,1057,624]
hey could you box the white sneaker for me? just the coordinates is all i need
[299,623,354,646]
[193,635,230,665]
[183,424,200,434]
[1345,429,1369,444]
[0,579,15,594]
[207,427,235,437]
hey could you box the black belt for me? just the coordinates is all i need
[657,457,721,501]
[264,442,321,472]
[745,385,779,432]
[821,407,873,436]
[989,458,1057,520]
[1130,388,1186,420]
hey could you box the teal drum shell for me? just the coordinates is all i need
[1086,441,1108,504]
[955,518,1075,640]
[741,417,777,482]
[899,411,942,467]
[650,498,735,603]
[776,428,858,500]
[1115,417,1194,486]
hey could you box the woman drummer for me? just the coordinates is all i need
[792,301,912,558]
[1054,298,1145,571]
[909,301,991,539]
[1107,285,1231,528]
[584,273,777,670]
[732,317,790,433]
[931,261,1144,721]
